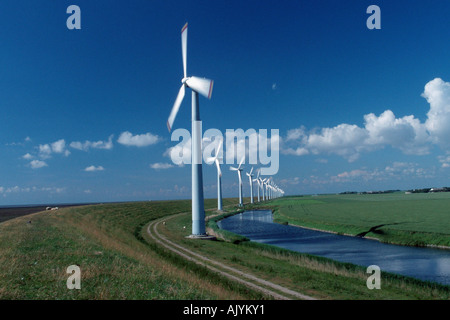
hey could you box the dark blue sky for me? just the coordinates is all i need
[1,1,450,204]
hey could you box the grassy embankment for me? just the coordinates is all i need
[0,195,449,300]
[0,198,264,299]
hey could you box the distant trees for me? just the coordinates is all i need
[340,190,400,195]
[409,187,450,193]
[339,188,450,195]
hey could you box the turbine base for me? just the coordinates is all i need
[186,234,216,240]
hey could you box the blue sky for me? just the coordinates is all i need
[1,0,450,205]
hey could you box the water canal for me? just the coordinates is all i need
[217,210,450,286]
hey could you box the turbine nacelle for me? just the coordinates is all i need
[167,23,214,133]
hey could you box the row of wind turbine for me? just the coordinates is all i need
[166,23,284,237]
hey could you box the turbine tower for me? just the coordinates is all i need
[230,157,244,207]
[253,168,261,202]
[207,139,223,211]
[246,167,254,204]
[167,23,214,237]
[261,177,267,201]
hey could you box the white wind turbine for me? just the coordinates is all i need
[253,168,261,202]
[207,139,223,211]
[246,167,254,204]
[167,23,214,237]
[264,177,271,200]
[230,157,244,207]
[261,177,267,201]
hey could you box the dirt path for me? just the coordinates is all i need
[147,213,317,300]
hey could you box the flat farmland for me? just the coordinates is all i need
[270,192,450,247]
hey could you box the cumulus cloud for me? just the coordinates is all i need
[38,144,52,159]
[70,135,113,151]
[438,154,450,168]
[283,78,450,161]
[0,185,65,195]
[423,78,450,148]
[330,162,435,183]
[117,131,160,147]
[150,162,174,170]
[84,165,105,172]
[30,160,48,169]
[22,153,34,160]
[38,139,70,158]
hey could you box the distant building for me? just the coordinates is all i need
[430,188,445,193]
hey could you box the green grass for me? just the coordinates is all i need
[0,194,449,300]
[265,193,450,247]
[162,209,450,300]
[0,199,257,299]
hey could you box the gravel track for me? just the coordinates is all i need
[147,213,317,300]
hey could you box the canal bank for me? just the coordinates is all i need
[217,210,450,286]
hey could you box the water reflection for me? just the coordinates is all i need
[218,210,450,285]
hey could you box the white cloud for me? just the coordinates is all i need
[30,160,48,169]
[423,78,450,148]
[307,124,370,162]
[0,185,64,195]
[23,153,34,160]
[438,154,450,168]
[70,135,113,151]
[117,131,160,147]
[331,162,435,183]
[51,139,66,153]
[84,165,105,172]
[38,139,70,158]
[364,110,429,155]
[150,162,174,170]
[38,144,52,159]
[283,78,450,161]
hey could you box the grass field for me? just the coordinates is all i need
[0,199,262,299]
[0,194,449,300]
[266,192,450,247]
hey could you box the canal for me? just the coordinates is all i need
[217,210,450,286]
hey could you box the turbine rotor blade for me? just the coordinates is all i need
[205,156,215,164]
[181,23,188,79]
[167,84,186,132]
[238,156,244,169]
[186,76,214,99]
[215,159,222,177]
[215,139,223,158]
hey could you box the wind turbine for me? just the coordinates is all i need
[264,177,271,200]
[230,157,244,207]
[207,139,223,211]
[246,167,254,204]
[260,177,267,201]
[167,23,214,237]
[253,169,261,202]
